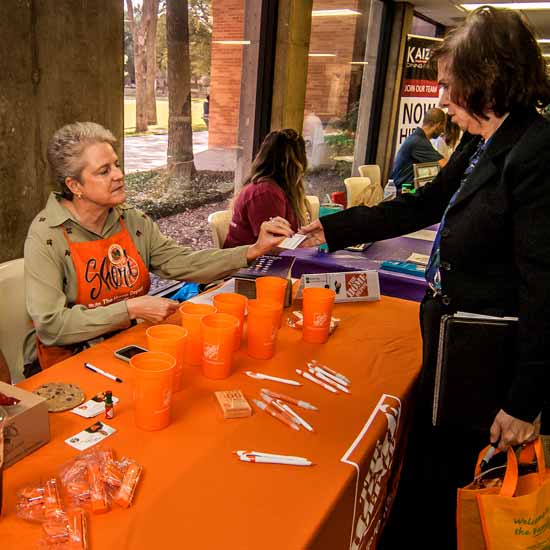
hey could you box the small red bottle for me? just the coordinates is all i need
[104,390,114,420]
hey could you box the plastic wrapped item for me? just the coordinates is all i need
[16,484,47,522]
[44,479,64,519]
[87,461,109,514]
[59,458,90,508]
[113,459,142,508]
[40,509,88,550]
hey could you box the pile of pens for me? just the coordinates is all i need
[296,360,351,395]
[253,388,317,432]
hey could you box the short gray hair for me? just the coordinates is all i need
[47,121,117,200]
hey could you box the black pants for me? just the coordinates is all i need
[378,295,487,550]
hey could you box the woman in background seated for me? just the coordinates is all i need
[224,129,309,248]
[432,116,461,160]
[24,122,292,374]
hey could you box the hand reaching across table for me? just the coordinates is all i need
[298,219,326,247]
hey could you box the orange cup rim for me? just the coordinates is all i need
[248,299,282,313]
[179,302,217,316]
[130,351,176,372]
[213,293,248,306]
[201,312,240,329]
[256,276,287,286]
[303,287,336,299]
[146,324,188,340]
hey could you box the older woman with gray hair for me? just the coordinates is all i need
[23,121,292,372]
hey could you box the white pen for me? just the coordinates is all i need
[260,394,296,422]
[253,399,300,431]
[235,450,309,462]
[276,401,314,432]
[307,367,350,394]
[238,455,312,466]
[84,362,123,383]
[245,371,301,386]
[311,365,350,387]
[260,388,318,411]
[308,360,350,384]
[295,369,337,393]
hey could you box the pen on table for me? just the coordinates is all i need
[260,394,296,422]
[309,365,350,387]
[307,367,350,394]
[235,450,309,462]
[480,442,499,469]
[253,399,300,431]
[296,369,338,393]
[238,455,312,466]
[308,360,350,384]
[276,400,314,432]
[84,362,123,383]
[260,388,318,411]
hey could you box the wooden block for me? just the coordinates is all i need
[214,390,252,419]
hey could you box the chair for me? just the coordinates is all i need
[344,177,384,208]
[413,161,441,189]
[358,164,381,189]
[305,195,320,221]
[0,259,31,383]
[207,209,232,248]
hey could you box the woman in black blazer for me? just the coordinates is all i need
[301,7,550,548]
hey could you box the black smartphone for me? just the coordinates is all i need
[114,345,148,362]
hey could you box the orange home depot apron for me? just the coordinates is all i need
[36,219,151,369]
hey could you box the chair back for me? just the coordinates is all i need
[344,177,384,208]
[358,164,381,188]
[0,259,31,382]
[413,161,441,188]
[305,195,320,221]
[207,210,232,248]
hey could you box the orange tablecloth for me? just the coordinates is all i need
[0,296,422,550]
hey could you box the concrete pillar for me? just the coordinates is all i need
[0,1,123,262]
[270,0,312,134]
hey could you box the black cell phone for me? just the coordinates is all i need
[114,345,148,362]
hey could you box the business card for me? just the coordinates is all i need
[278,234,307,250]
[70,392,120,419]
[65,421,117,451]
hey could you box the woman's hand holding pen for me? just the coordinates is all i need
[126,296,179,323]
[247,217,293,261]
[298,219,326,247]
[490,408,539,450]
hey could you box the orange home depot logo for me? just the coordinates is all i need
[345,273,369,298]
[341,394,401,550]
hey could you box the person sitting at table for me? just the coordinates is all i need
[299,7,550,549]
[223,128,309,248]
[390,107,447,194]
[431,116,461,160]
[23,122,293,375]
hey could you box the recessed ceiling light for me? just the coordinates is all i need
[349,61,369,65]
[213,40,251,45]
[544,53,550,57]
[461,3,550,10]
[538,38,550,43]
[312,9,361,16]
[309,53,337,57]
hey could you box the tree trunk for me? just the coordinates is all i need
[145,0,159,125]
[126,0,148,133]
[167,0,195,179]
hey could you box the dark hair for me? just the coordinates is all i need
[243,128,308,224]
[423,108,446,127]
[444,118,461,149]
[432,6,550,119]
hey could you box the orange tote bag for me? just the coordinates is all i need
[458,439,550,550]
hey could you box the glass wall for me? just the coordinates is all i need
[303,1,371,207]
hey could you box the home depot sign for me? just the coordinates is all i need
[394,35,443,153]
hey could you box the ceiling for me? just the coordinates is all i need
[397,0,550,54]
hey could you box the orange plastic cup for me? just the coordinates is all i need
[302,287,336,344]
[213,293,247,350]
[130,351,176,431]
[256,277,286,326]
[146,324,188,392]
[179,302,217,366]
[200,313,239,379]
[246,299,281,360]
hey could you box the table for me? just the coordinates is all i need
[284,228,437,302]
[0,296,422,550]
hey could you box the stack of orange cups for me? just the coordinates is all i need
[246,299,281,359]
[130,351,175,431]
[302,287,336,344]
[145,324,187,392]
[179,302,217,366]
[212,293,247,350]
[255,276,287,326]
[201,313,239,379]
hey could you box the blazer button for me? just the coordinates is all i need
[440,261,451,271]
[441,228,450,238]
[441,295,452,306]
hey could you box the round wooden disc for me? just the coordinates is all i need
[33,382,85,412]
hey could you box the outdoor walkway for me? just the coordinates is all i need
[124,131,236,173]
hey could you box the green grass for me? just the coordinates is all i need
[124,97,207,135]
